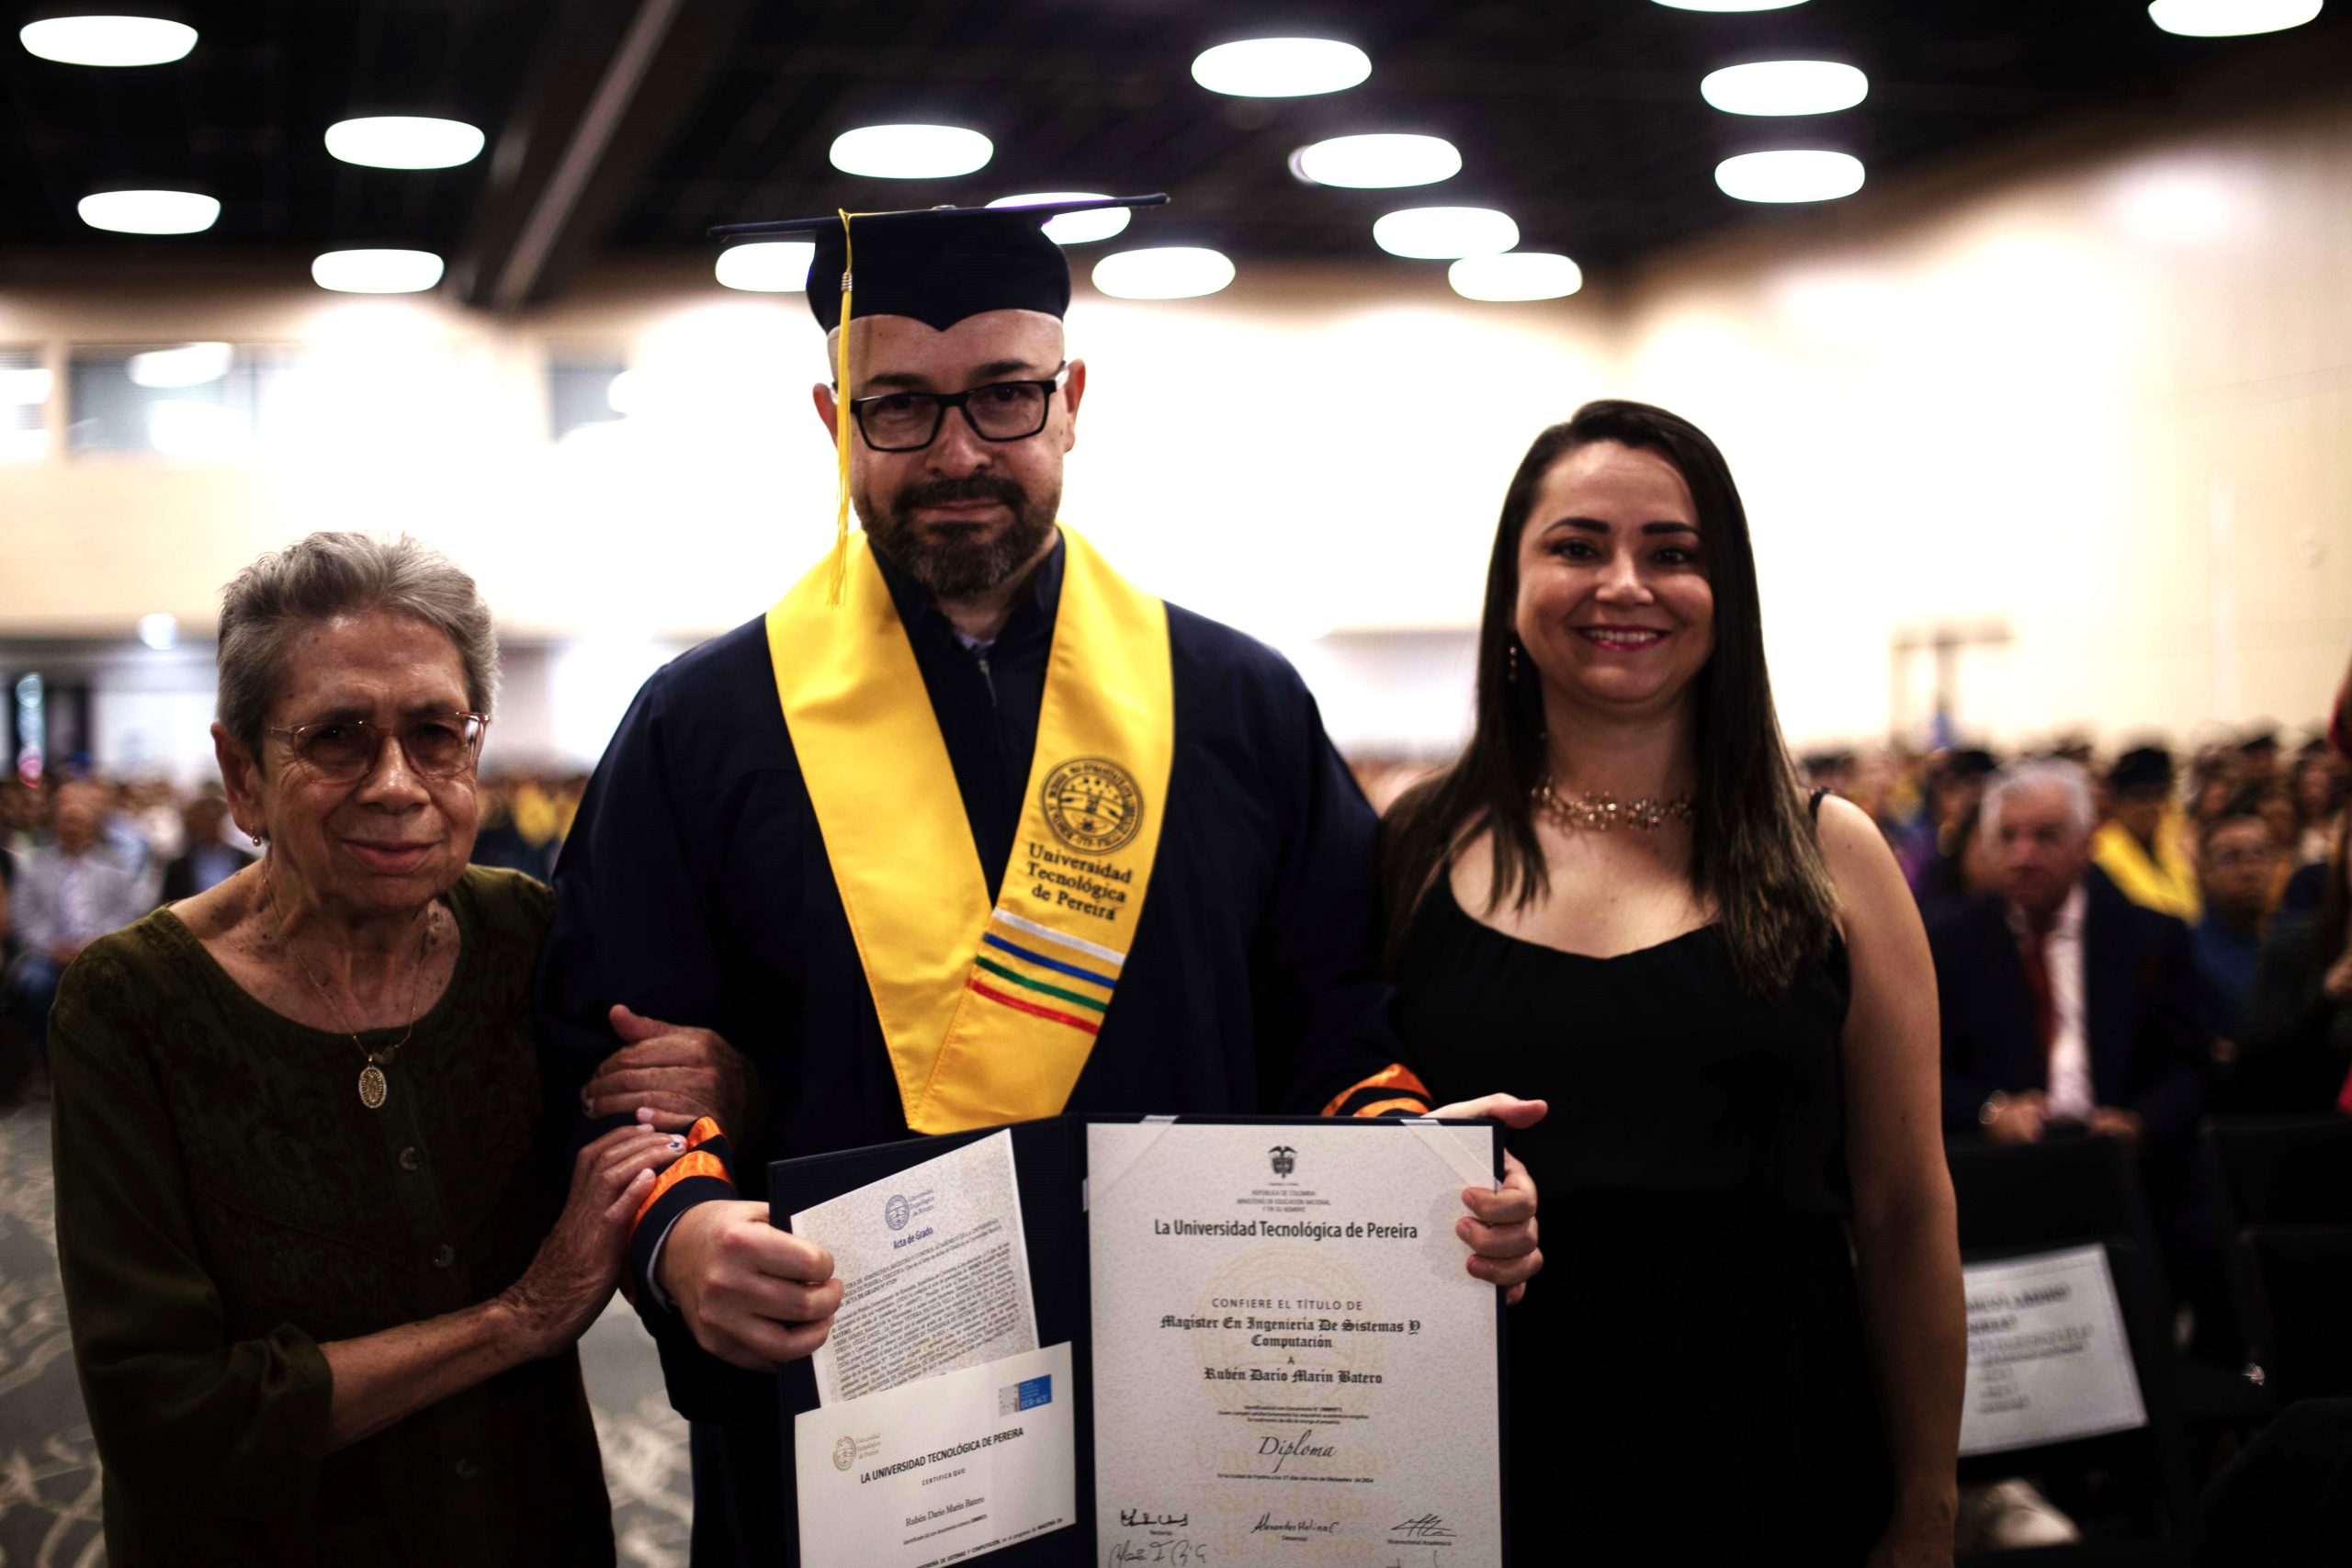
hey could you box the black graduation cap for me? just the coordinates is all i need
[1946,748,1999,782]
[2108,744,2174,794]
[710,195,1169,333]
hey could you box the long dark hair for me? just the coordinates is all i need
[1382,399,1838,996]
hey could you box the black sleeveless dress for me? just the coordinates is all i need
[1394,870,1893,1563]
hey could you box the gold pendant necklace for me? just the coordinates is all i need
[266,866,435,1110]
[1532,779,1695,833]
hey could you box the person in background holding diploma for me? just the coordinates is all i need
[1383,401,1962,1566]
[534,197,1544,1566]
[48,534,684,1565]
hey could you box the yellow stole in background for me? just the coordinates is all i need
[767,525,1174,1134]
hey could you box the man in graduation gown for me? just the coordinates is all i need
[534,197,1543,1564]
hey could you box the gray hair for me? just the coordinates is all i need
[216,532,498,763]
[1982,759,2096,843]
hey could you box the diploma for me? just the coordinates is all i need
[767,1115,1509,1568]
[794,1341,1078,1567]
[1086,1120,1505,1567]
[792,1128,1042,1405]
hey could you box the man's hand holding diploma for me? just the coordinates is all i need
[659,1202,842,1371]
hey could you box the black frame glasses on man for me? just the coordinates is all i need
[848,364,1070,453]
[265,713,491,783]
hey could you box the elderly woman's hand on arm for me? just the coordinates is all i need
[318,1123,678,1450]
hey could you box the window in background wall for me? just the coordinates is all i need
[0,348,48,462]
[547,355,628,442]
[66,343,303,458]
[11,672,44,784]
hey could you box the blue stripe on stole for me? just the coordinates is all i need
[978,932,1120,990]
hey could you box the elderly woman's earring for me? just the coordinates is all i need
[1507,640,1521,684]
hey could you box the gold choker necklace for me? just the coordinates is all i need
[1532,781,1694,833]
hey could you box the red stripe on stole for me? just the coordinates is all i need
[968,977,1102,1036]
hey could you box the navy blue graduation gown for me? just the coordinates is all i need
[533,538,1417,1564]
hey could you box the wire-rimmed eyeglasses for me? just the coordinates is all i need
[265,713,490,783]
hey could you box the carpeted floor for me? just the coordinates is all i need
[0,1095,696,1566]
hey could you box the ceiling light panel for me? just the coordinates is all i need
[325,116,485,170]
[1373,207,1520,259]
[1651,0,1808,10]
[78,189,218,233]
[2147,0,2322,36]
[1191,38,1371,97]
[19,16,196,66]
[1701,61,1869,116]
[987,193,1131,245]
[1449,253,1585,302]
[715,241,815,292]
[1290,134,1461,189]
[1714,150,1865,202]
[1091,247,1236,300]
[311,249,445,294]
[829,124,992,179]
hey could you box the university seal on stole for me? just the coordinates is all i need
[1041,756,1145,855]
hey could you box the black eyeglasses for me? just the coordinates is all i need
[266,713,490,783]
[848,365,1069,452]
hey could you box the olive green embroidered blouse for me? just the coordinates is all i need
[49,866,615,1567]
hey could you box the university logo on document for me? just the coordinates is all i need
[1042,756,1144,854]
[831,1436,858,1472]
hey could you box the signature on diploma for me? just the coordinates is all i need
[1252,1512,1340,1535]
[1108,1538,1209,1565]
[1118,1507,1190,1529]
[1390,1513,1455,1540]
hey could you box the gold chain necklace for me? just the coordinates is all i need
[1532,779,1695,833]
[265,866,436,1110]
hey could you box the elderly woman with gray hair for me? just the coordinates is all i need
[49,534,683,1566]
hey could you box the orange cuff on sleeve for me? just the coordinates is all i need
[631,1147,732,1230]
[1321,1062,1432,1118]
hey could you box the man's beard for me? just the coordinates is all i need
[859,473,1057,600]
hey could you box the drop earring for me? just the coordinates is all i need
[1506,640,1520,684]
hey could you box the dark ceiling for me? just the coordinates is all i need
[3,0,2348,309]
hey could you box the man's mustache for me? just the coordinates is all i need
[892,475,1027,513]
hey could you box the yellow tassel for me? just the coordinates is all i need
[828,209,857,606]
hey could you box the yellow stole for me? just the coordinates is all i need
[766,525,1174,1133]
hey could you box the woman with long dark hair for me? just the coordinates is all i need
[1385,401,1962,1564]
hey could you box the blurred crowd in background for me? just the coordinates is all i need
[0,769,585,1099]
[1362,720,2352,1122]
[5,722,2342,1115]
[1351,721,2346,938]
